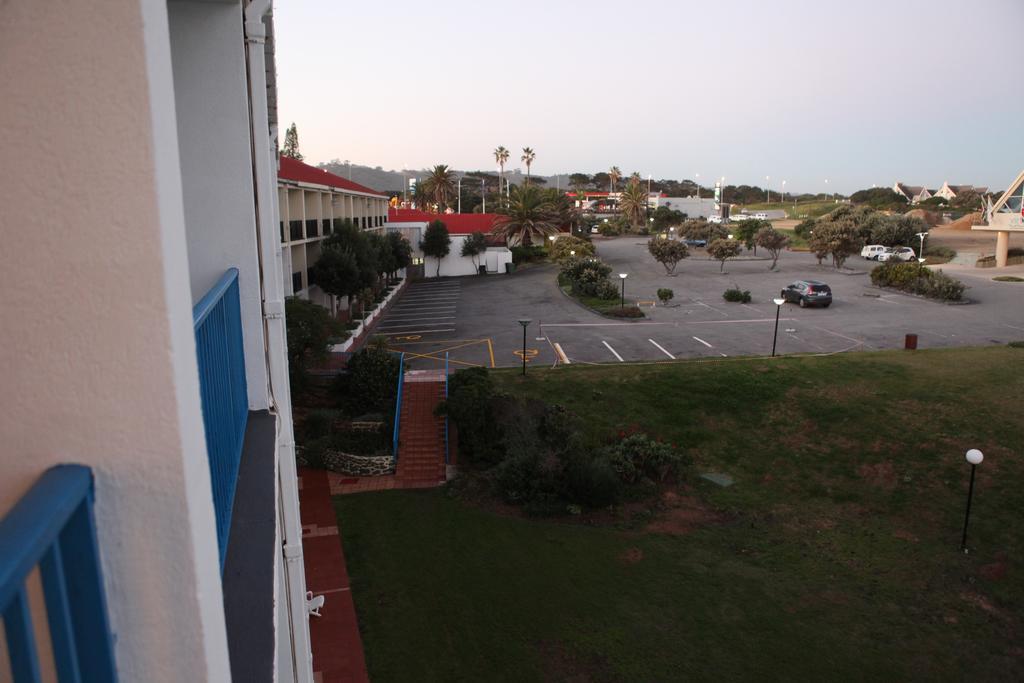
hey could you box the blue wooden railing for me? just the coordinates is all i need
[0,465,118,682]
[193,268,248,570]
[444,353,450,465]
[392,353,405,461]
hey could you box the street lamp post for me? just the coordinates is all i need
[619,273,628,309]
[457,176,462,214]
[782,180,787,204]
[916,231,927,260]
[771,297,785,356]
[517,319,532,376]
[961,449,984,551]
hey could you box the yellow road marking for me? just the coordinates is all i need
[513,349,540,362]
[486,338,495,368]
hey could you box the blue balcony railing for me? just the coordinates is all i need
[392,353,405,460]
[193,268,248,570]
[0,465,117,682]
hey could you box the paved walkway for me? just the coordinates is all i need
[298,467,369,683]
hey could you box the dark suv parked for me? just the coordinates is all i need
[781,280,832,308]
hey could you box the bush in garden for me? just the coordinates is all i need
[442,367,505,467]
[723,288,752,303]
[593,279,620,300]
[707,238,742,272]
[549,235,595,262]
[657,288,674,304]
[334,339,401,415]
[647,237,690,274]
[560,258,613,297]
[606,305,644,318]
[602,434,691,485]
[510,244,547,264]
[794,218,817,238]
[870,261,966,301]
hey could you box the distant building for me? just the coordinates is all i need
[277,156,389,313]
[386,209,513,276]
[649,196,718,219]
[892,182,934,204]
[934,182,988,201]
[973,170,1024,268]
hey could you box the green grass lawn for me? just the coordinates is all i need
[743,200,840,219]
[776,227,808,249]
[336,347,1024,681]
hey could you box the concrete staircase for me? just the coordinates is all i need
[395,374,447,487]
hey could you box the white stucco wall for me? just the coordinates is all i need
[387,223,511,277]
[0,0,230,680]
[168,0,269,410]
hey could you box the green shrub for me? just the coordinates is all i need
[723,288,752,303]
[549,235,595,262]
[327,427,389,456]
[1009,341,1024,348]
[794,218,816,238]
[870,262,966,301]
[444,367,504,467]
[598,221,622,237]
[593,279,620,300]
[993,276,1024,283]
[561,456,621,507]
[334,341,401,414]
[561,258,616,298]
[510,244,547,264]
[602,434,690,485]
[301,410,336,441]
[657,288,674,304]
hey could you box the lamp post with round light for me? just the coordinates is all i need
[771,297,785,356]
[961,449,984,552]
[916,231,927,260]
[618,273,628,310]
[517,319,532,376]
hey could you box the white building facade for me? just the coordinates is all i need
[1,1,314,681]
[973,170,1024,268]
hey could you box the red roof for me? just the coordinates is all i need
[387,208,499,234]
[278,156,386,197]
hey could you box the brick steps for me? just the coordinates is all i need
[395,379,447,485]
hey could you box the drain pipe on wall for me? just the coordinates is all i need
[244,3,314,682]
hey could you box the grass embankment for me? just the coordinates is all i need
[337,347,1024,682]
[742,200,839,219]
[776,227,808,249]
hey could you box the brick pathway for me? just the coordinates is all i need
[298,468,369,683]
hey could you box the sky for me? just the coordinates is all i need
[275,0,1023,195]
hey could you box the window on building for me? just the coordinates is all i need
[333,218,343,231]
[292,272,303,292]
[322,218,331,235]
[306,219,319,238]
[279,221,285,243]
[289,220,303,241]
[996,178,1023,214]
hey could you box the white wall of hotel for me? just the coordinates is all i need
[386,222,514,277]
[972,170,1024,268]
[1,1,312,682]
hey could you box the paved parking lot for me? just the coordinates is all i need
[377,237,1024,369]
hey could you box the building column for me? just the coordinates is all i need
[996,231,1009,268]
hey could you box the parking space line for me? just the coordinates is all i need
[692,336,714,348]
[648,339,675,359]
[381,314,455,321]
[553,342,570,364]
[377,322,454,330]
[695,301,730,317]
[601,341,624,362]
[390,306,456,312]
[375,328,456,335]
[398,294,460,300]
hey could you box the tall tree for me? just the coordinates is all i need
[493,146,510,198]
[422,164,457,211]
[282,122,303,161]
[619,177,648,229]
[609,166,622,193]
[754,225,790,270]
[420,220,451,277]
[387,231,413,279]
[521,147,536,185]
[707,238,742,272]
[460,233,488,271]
[492,184,561,246]
[647,238,690,275]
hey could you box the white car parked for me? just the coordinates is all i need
[754,212,768,220]
[861,245,891,260]
[708,215,723,224]
[877,247,917,262]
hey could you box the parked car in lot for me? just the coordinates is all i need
[780,280,832,308]
[708,215,723,224]
[878,247,917,262]
[754,212,768,220]
[683,238,707,247]
[861,244,892,260]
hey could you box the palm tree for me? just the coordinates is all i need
[492,184,561,246]
[609,166,621,193]
[619,177,648,229]
[521,147,536,185]
[421,164,457,211]
[493,146,509,198]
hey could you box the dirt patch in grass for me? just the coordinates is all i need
[537,640,617,683]
[978,554,1009,581]
[645,492,726,535]
[893,529,920,543]
[618,547,645,564]
[857,461,898,491]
